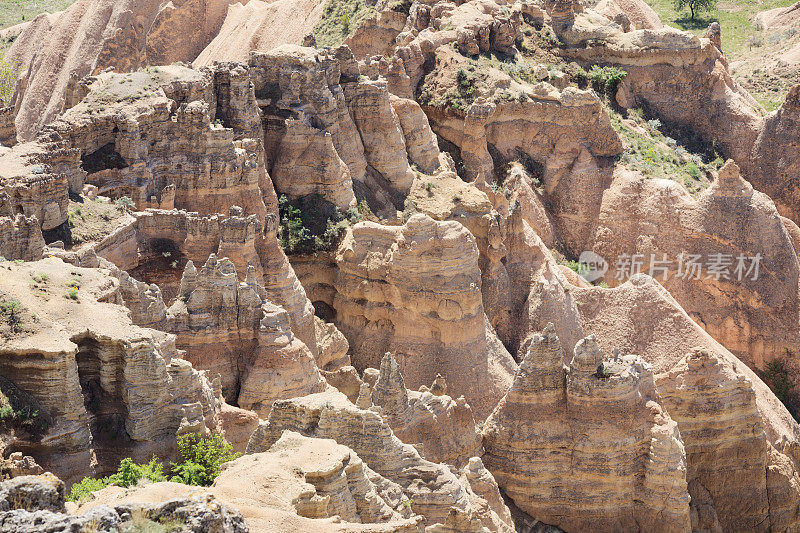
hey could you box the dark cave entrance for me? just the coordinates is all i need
[80,143,129,174]
[313,300,337,323]
[74,336,131,445]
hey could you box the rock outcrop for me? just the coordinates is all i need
[194,0,327,67]
[332,214,517,418]
[5,0,265,141]
[0,258,217,482]
[482,325,691,531]
[573,162,800,370]
[369,352,482,466]
[249,45,444,211]
[166,255,325,415]
[247,389,513,531]
[76,431,428,532]
[0,473,247,532]
[657,348,798,532]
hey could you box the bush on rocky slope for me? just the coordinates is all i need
[313,0,376,47]
[278,194,365,255]
[169,433,240,487]
[68,434,240,503]
[68,457,166,503]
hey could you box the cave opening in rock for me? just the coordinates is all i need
[313,300,337,323]
[80,143,129,174]
[74,336,131,445]
[129,238,187,303]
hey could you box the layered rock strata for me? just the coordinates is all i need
[369,352,482,466]
[332,214,517,418]
[166,255,325,415]
[0,258,217,482]
[247,389,513,531]
[482,325,691,531]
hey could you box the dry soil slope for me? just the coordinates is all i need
[194,0,327,67]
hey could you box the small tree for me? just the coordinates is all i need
[673,0,715,21]
[1,300,23,333]
[170,432,240,486]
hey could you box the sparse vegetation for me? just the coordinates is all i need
[607,105,717,195]
[1,299,23,333]
[673,0,716,21]
[115,196,136,213]
[278,194,363,255]
[313,0,376,47]
[643,0,798,58]
[65,288,79,300]
[169,432,241,487]
[759,355,799,421]
[0,53,18,103]
[68,457,167,504]
[0,1,77,30]
[588,65,627,97]
[68,433,239,503]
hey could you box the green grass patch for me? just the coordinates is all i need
[644,0,798,59]
[607,105,719,195]
[312,0,376,47]
[0,0,77,29]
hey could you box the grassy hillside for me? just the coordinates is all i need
[643,0,797,58]
[0,0,76,29]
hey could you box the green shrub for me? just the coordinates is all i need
[566,260,590,277]
[573,66,589,87]
[1,299,23,332]
[68,476,113,504]
[588,65,627,97]
[761,360,794,406]
[114,457,167,488]
[68,457,167,503]
[169,433,240,487]
[66,288,79,300]
[115,196,136,213]
[278,195,361,255]
[686,162,701,180]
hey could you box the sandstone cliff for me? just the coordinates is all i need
[332,214,517,418]
[483,325,691,531]
[247,389,513,531]
[0,258,217,482]
[166,255,326,416]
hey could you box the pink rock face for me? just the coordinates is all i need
[547,160,800,372]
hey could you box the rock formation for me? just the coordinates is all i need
[657,348,800,531]
[6,0,294,141]
[370,352,482,466]
[0,472,247,532]
[0,258,217,482]
[247,389,513,531]
[3,0,800,529]
[247,391,507,531]
[332,214,517,418]
[482,325,691,531]
[166,255,326,415]
[568,161,800,370]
